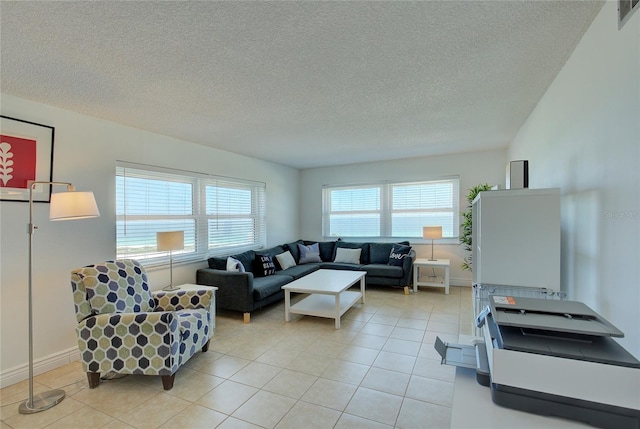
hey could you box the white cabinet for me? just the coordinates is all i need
[472,188,560,291]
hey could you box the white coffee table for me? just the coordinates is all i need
[282,269,366,329]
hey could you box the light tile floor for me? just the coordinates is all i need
[1,285,474,429]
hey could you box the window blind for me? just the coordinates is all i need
[323,177,459,239]
[206,179,266,253]
[116,162,266,265]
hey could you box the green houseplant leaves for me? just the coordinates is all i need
[460,183,492,271]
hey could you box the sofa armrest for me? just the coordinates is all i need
[401,250,416,286]
[196,268,254,313]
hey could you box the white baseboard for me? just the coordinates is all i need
[0,348,81,388]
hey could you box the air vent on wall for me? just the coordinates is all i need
[619,0,639,29]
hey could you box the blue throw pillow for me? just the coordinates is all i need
[298,243,322,264]
[388,244,411,266]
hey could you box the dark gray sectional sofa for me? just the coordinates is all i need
[196,240,415,323]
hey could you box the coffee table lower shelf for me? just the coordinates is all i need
[288,291,362,329]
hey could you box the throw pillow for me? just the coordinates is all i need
[255,254,276,277]
[226,256,246,272]
[334,247,362,264]
[298,243,322,264]
[388,244,411,266]
[275,251,297,270]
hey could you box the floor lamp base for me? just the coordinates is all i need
[162,285,181,291]
[19,389,65,414]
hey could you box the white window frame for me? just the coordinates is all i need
[116,162,266,266]
[322,176,460,241]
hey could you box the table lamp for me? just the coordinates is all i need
[423,226,442,261]
[20,181,100,414]
[157,231,184,291]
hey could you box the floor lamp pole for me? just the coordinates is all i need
[19,182,69,414]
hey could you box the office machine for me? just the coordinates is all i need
[436,296,640,429]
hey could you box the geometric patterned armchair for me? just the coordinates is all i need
[70,259,215,390]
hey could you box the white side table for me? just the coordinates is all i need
[413,258,450,294]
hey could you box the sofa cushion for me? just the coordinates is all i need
[334,247,362,264]
[227,250,255,274]
[298,243,322,263]
[255,254,277,277]
[321,262,364,271]
[363,264,404,279]
[303,241,336,262]
[253,275,292,301]
[284,240,304,263]
[368,243,395,264]
[388,244,412,266]
[259,245,286,258]
[208,257,226,270]
[318,241,337,262]
[280,264,320,279]
[334,242,370,264]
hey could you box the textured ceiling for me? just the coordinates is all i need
[0,1,603,169]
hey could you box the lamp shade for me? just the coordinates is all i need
[49,191,100,221]
[157,231,184,251]
[423,226,443,240]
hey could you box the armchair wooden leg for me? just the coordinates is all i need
[202,339,211,353]
[403,286,409,295]
[161,374,176,390]
[243,312,250,324]
[87,372,101,388]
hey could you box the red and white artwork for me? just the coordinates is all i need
[0,134,37,189]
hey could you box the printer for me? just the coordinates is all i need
[436,296,640,429]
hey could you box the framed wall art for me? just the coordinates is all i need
[0,115,55,203]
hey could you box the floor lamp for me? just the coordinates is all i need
[20,181,100,414]
[423,226,442,261]
[157,230,184,291]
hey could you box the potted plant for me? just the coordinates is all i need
[460,183,492,271]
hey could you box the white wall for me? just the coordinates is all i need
[299,149,507,286]
[509,2,639,357]
[0,94,300,385]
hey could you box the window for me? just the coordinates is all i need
[619,0,639,29]
[116,162,266,265]
[322,177,459,240]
